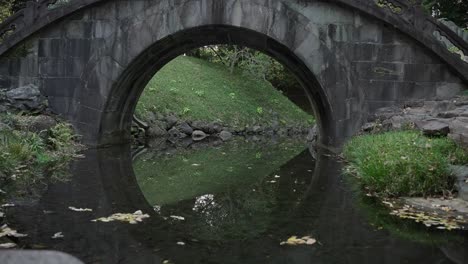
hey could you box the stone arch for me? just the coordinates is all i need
[76,0,364,148]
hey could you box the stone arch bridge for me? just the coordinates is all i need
[0,0,467,148]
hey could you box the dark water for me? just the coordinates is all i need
[1,138,467,264]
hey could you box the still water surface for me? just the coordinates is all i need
[2,138,467,263]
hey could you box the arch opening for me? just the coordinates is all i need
[99,25,335,148]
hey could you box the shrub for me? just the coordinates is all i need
[343,130,468,197]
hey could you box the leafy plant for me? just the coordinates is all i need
[256,107,263,115]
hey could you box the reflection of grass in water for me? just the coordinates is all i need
[133,139,307,241]
[134,139,307,205]
[346,177,465,245]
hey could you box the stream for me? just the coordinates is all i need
[1,137,467,263]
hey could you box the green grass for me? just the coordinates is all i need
[343,130,468,197]
[0,114,82,199]
[136,56,314,128]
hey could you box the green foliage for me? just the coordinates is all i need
[190,45,303,97]
[422,0,468,28]
[343,131,468,197]
[0,114,82,199]
[136,56,313,127]
[0,0,13,23]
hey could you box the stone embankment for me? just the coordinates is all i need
[132,112,313,145]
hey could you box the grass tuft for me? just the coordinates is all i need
[343,130,468,197]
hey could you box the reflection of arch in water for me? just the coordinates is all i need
[6,145,466,263]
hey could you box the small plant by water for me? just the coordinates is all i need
[0,114,82,199]
[343,130,468,197]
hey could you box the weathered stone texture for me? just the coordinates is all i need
[0,0,466,147]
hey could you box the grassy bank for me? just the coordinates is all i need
[343,130,468,197]
[135,56,314,128]
[0,113,82,198]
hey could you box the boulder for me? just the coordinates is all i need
[218,130,233,141]
[6,84,40,100]
[165,114,178,129]
[421,120,450,137]
[362,122,376,132]
[5,84,47,111]
[147,123,167,138]
[192,130,207,141]
[252,125,263,134]
[177,122,193,135]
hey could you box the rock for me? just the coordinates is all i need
[167,127,181,139]
[372,106,403,121]
[218,130,233,141]
[306,125,317,142]
[362,122,376,132]
[5,84,47,111]
[252,125,262,134]
[0,250,84,264]
[6,84,40,100]
[271,120,280,132]
[177,122,193,135]
[192,130,207,141]
[165,114,178,129]
[212,123,223,134]
[451,165,468,202]
[448,117,468,148]
[277,128,288,136]
[147,123,167,138]
[421,120,450,137]
[30,115,57,132]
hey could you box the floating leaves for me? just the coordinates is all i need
[280,236,316,246]
[68,206,93,212]
[51,232,64,239]
[0,243,16,249]
[390,206,465,230]
[381,199,467,230]
[0,225,27,238]
[92,210,149,224]
[170,215,185,221]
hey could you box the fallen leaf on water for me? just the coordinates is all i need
[92,210,149,224]
[0,243,16,249]
[0,225,27,238]
[280,235,317,246]
[52,232,64,239]
[170,215,185,221]
[68,206,93,212]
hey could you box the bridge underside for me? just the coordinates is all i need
[0,0,467,148]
